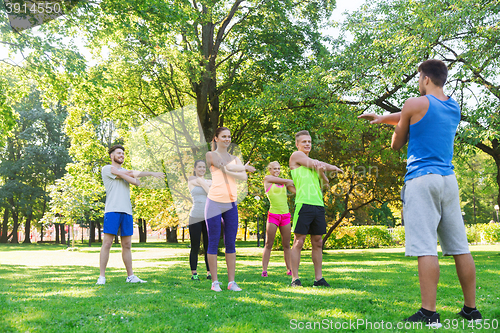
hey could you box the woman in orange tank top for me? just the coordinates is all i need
[205,127,255,292]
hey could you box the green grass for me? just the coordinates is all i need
[0,243,499,332]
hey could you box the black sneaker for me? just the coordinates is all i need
[458,307,482,321]
[191,274,200,281]
[290,279,302,287]
[404,310,442,328]
[313,278,331,287]
[206,274,212,280]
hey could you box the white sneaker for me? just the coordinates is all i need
[211,281,222,292]
[126,275,147,283]
[96,276,106,285]
[227,281,242,291]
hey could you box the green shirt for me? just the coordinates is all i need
[265,183,289,214]
[291,166,324,207]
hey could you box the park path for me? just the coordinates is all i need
[0,246,192,268]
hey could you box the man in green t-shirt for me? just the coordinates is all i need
[289,130,343,287]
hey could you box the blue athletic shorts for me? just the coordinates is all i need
[103,212,134,236]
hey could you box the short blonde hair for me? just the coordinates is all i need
[267,161,280,172]
[295,130,310,142]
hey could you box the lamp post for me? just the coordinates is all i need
[495,205,499,223]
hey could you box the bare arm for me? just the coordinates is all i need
[264,176,295,194]
[391,97,427,150]
[290,151,342,173]
[111,167,141,186]
[358,112,401,125]
[222,166,247,180]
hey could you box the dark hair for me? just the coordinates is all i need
[295,130,310,141]
[418,59,448,87]
[212,127,231,151]
[109,144,125,156]
[193,160,205,176]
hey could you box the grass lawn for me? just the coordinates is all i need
[0,241,499,332]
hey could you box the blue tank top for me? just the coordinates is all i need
[405,95,460,182]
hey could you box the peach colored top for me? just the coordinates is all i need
[207,159,237,203]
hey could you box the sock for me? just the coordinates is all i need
[463,305,476,313]
[420,307,436,317]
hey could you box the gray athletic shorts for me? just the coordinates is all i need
[401,173,469,257]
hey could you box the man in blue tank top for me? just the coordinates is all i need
[359,60,481,327]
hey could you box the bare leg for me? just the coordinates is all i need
[226,252,236,282]
[121,235,133,276]
[311,235,323,281]
[279,223,292,271]
[208,254,218,282]
[454,253,476,308]
[418,256,440,311]
[262,223,278,272]
[291,234,306,281]
[99,233,114,277]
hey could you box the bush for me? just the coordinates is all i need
[481,223,500,243]
[466,223,500,244]
[391,226,405,246]
[466,225,482,243]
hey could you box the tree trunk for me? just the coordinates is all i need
[40,223,44,242]
[114,234,119,244]
[10,207,19,244]
[166,227,178,243]
[97,220,102,242]
[89,219,95,244]
[55,223,60,243]
[60,224,66,244]
[138,218,147,243]
[0,208,9,243]
[23,213,33,244]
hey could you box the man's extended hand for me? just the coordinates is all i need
[152,172,165,179]
[358,113,382,124]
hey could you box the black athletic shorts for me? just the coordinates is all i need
[292,203,326,235]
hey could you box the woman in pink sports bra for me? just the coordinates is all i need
[261,161,296,277]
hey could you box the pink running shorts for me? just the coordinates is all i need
[267,212,291,227]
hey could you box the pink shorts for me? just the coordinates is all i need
[267,212,291,227]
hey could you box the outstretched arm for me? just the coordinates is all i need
[264,176,296,193]
[124,170,165,179]
[358,112,401,126]
[111,167,141,186]
[290,151,343,173]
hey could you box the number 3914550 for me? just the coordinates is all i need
[5,2,62,14]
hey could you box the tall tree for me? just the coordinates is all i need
[0,88,71,243]
[328,0,500,208]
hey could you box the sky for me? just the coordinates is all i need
[0,0,367,65]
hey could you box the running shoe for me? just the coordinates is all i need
[227,281,242,291]
[290,279,302,287]
[261,271,268,277]
[404,310,442,328]
[96,276,106,285]
[207,274,212,280]
[313,277,331,287]
[458,307,482,322]
[191,274,200,281]
[286,270,292,276]
[126,275,147,283]
[211,281,222,292]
